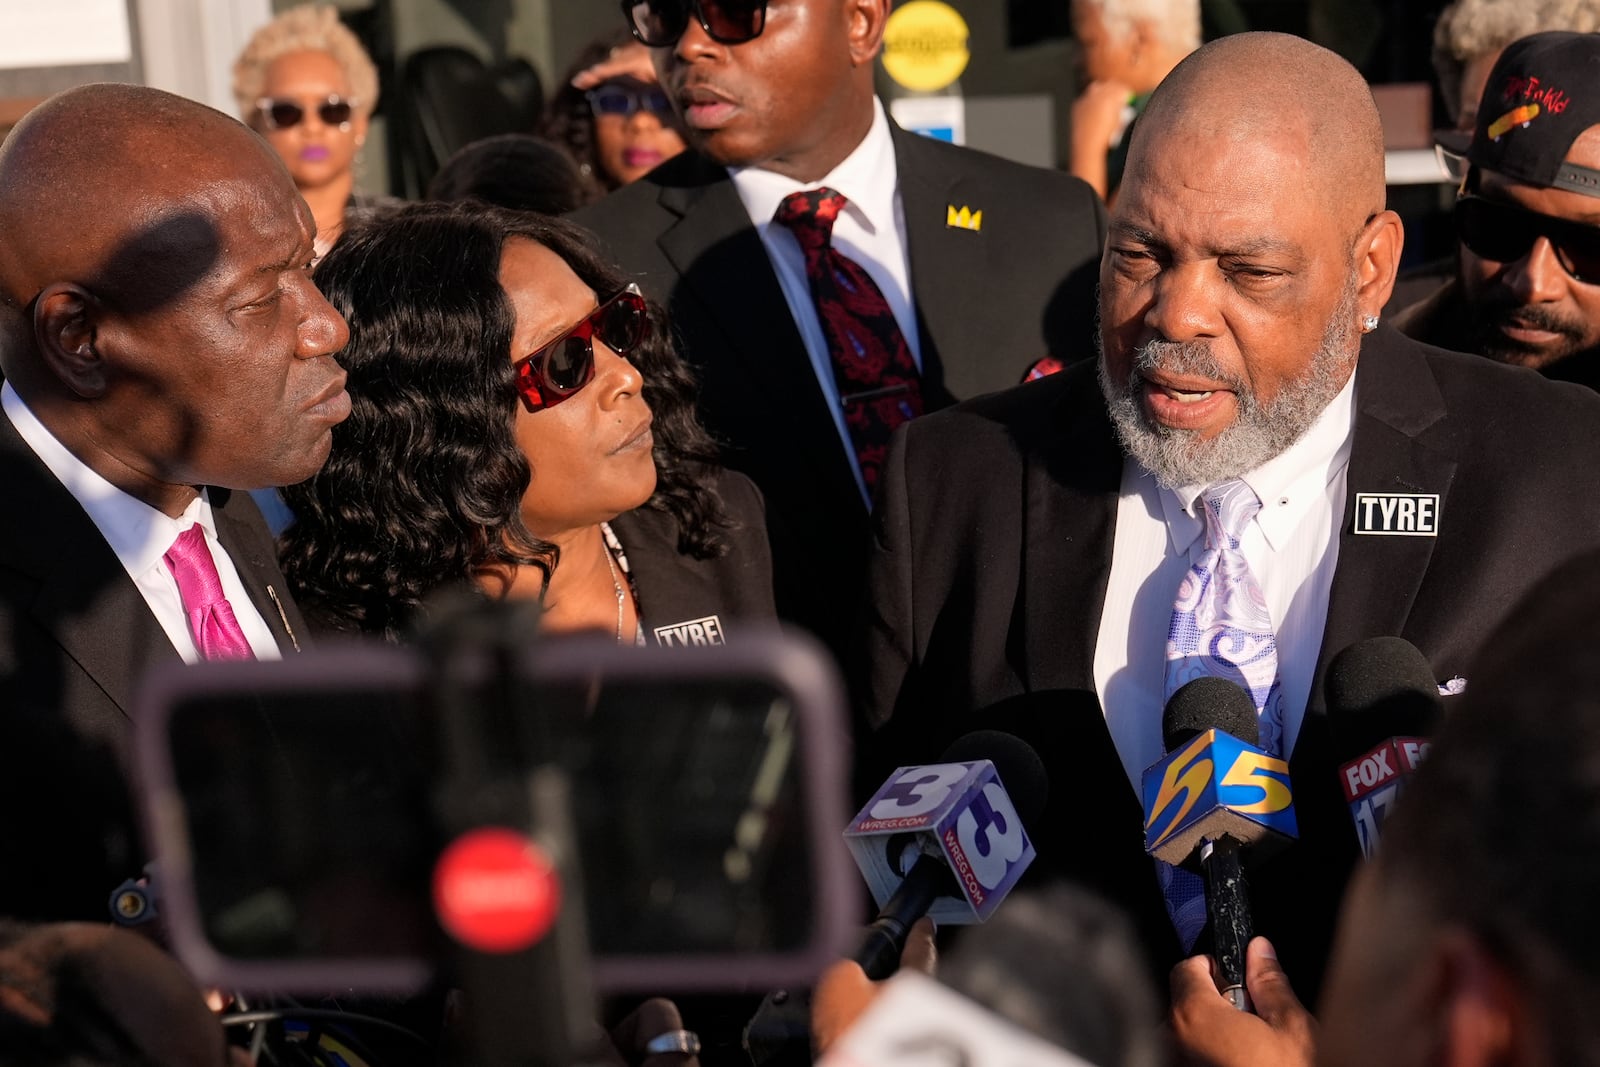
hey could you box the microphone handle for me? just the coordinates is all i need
[854,855,953,981]
[1202,834,1253,1013]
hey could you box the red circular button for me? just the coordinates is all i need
[432,827,561,953]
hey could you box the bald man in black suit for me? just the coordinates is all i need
[861,32,1600,1004]
[0,84,349,920]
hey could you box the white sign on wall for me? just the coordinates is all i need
[0,1,133,71]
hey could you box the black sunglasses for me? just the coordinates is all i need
[587,83,675,119]
[621,0,769,47]
[1455,194,1600,285]
[513,285,650,412]
[254,94,357,132]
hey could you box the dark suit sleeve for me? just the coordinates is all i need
[709,468,778,620]
[856,423,919,734]
[1041,174,1107,366]
[845,421,922,806]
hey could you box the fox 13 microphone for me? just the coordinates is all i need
[844,731,1049,980]
[1325,636,1443,861]
[1142,678,1297,1011]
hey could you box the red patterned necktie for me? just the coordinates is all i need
[164,525,256,661]
[773,187,923,496]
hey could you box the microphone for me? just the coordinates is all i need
[845,731,1048,980]
[1325,637,1443,861]
[1142,678,1297,1011]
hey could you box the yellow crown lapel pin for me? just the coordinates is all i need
[946,204,982,231]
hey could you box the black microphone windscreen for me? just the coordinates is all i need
[1325,636,1442,756]
[939,730,1050,832]
[1162,677,1259,751]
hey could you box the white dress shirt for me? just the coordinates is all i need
[1093,374,1358,791]
[730,98,916,505]
[2,383,281,663]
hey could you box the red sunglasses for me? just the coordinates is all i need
[513,284,649,412]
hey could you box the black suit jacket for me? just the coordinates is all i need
[611,468,777,645]
[572,124,1106,655]
[860,326,1600,1004]
[0,413,309,921]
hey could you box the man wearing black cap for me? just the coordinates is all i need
[1396,31,1600,385]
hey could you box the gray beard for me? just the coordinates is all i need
[1098,278,1360,489]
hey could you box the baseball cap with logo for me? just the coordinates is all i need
[1463,30,1600,198]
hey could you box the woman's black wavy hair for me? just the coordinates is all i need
[280,200,727,640]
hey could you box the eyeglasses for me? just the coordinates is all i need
[587,83,675,120]
[254,95,357,132]
[621,0,769,47]
[1455,194,1600,285]
[1433,141,1468,186]
[513,285,649,412]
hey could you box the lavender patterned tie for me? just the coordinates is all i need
[1157,479,1284,950]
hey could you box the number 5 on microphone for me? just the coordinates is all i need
[1218,751,1293,815]
[1145,734,1214,850]
[1142,729,1299,864]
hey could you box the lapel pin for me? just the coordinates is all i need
[1353,492,1440,536]
[946,204,982,231]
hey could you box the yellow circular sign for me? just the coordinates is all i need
[882,1,970,93]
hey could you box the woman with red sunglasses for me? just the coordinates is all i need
[280,201,774,644]
[233,5,386,259]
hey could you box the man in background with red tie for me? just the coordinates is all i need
[0,83,350,921]
[573,0,1107,657]
[861,31,1600,1008]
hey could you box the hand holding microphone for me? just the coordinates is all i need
[749,733,1046,1067]
[1169,936,1315,1067]
[1143,678,1298,1012]
[811,917,936,1056]
[845,731,1048,980]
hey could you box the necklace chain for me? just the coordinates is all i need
[599,521,642,646]
[601,536,625,644]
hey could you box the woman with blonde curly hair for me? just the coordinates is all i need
[234,4,382,257]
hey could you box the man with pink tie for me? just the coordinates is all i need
[0,83,351,921]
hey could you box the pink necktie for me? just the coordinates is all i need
[164,525,256,661]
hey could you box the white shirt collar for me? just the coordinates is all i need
[1,382,217,575]
[728,97,898,235]
[1154,369,1358,555]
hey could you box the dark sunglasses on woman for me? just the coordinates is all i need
[587,83,675,120]
[514,285,650,412]
[1455,194,1600,285]
[621,0,769,47]
[254,94,357,132]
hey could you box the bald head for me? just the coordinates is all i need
[1130,32,1388,222]
[0,84,292,331]
[1096,31,1403,489]
[0,82,350,514]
